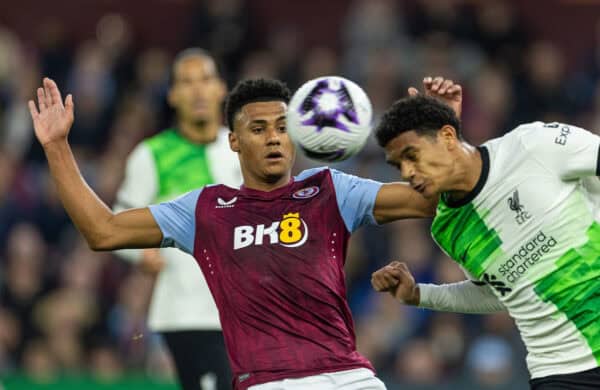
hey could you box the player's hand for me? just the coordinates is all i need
[139,249,165,275]
[28,77,74,147]
[371,261,419,305]
[408,76,462,118]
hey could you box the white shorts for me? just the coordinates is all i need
[248,368,387,390]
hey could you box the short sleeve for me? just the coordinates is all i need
[329,169,383,232]
[148,189,202,254]
[518,122,600,180]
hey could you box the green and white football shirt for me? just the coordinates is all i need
[429,122,600,378]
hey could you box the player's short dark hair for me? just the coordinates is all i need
[375,95,462,147]
[225,78,291,130]
[169,47,220,87]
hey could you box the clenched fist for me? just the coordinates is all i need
[371,261,420,305]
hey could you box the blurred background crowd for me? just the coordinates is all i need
[1,0,600,389]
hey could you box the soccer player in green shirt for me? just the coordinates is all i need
[372,89,600,389]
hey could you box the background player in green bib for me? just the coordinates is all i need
[113,48,240,390]
[371,92,600,389]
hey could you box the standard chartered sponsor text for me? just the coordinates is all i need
[498,231,558,283]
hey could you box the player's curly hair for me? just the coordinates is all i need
[375,95,461,147]
[225,78,291,130]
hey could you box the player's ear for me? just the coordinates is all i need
[229,130,240,153]
[439,125,458,149]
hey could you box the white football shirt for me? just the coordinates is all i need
[428,122,600,378]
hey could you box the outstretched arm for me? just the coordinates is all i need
[29,78,162,250]
[417,281,505,314]
[373,183,437,223]
[371,261,505,314]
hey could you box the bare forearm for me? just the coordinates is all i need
[373,183,437,223]
[44,141,163,249]
[43,140,114,248]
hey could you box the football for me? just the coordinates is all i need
[286,76,373,162]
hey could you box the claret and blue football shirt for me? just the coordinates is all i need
[149,167,382,389]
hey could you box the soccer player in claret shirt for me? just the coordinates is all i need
[371,95,600,390]
[28,76,460,389]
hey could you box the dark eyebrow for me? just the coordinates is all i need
[249,116,286,126]
[400,146,416,157]
[248,120,268,126]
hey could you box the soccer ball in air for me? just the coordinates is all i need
[286,76,373,162]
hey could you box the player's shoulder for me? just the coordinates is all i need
[294,166,331,182]
[294,166,358,188]
[198,182,239,194]
[295,166,363,181]
[482,121,548,152]
[160,187,205,211]
[505,121,586,152]
[192,183,239,210]
[294,167,381,196]
[195,183,240,203]
[510,121,555,139]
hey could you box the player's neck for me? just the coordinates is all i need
[443,143,483,202]
[177,120,220,144]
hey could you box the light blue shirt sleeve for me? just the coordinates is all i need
[148,189,202,254]
[294,167,328,181]
[330,168,383,232]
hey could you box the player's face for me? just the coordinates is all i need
[384,128,456,197]
[168,56,225,124]
[229,101,296,185]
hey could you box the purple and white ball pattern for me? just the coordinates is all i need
[298,79,359,133]
[287,76,373,162]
